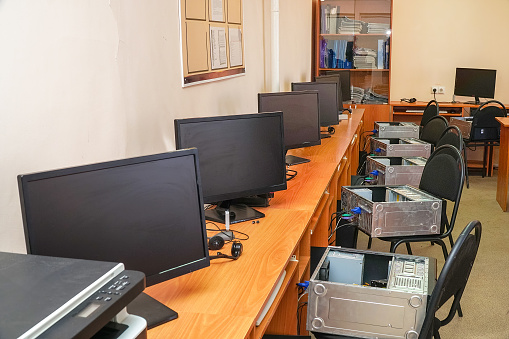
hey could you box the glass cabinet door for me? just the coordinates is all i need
[317,0,391,104]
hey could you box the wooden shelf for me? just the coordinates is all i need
[320,33,389,37]
[319,68,389,72]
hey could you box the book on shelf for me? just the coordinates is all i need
[377,39,384,69]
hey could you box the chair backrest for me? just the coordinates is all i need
[436,125,464,153]
[420,115,449,145]
[421,100,440,127]
[418,220,482,339]
[419,145,465,234]
[472,100,507,128]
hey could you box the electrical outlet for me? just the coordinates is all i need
[438,86,445,94]
[431,86,438,94]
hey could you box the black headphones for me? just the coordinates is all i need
[208,234,225,251]
[209,241,243,260]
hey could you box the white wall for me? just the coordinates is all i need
[0,0,312,253]
[391,0,509,103]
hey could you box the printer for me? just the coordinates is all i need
[0,251,147,339]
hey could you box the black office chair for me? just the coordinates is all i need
[436,125,469,188]
[464,100,507,178]
[313,220,482,339]
[419,220,482,339]
[377,144,465,260]
[420,115,448,146]
[420,100,440,130]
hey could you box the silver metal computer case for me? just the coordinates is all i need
[341,185,442,238]
[365,156,427,187]
[307,246,437,339]
[374,122,420,139]
[370,137,432,158]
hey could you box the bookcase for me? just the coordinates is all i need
[313,0,392,130]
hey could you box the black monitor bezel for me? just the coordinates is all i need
[454,67,497,100]
[257,91,322,151]
[17,149,210,287]
[315,74,344,112]
[174,112,287,204]
[291,81,340,127]
[323,70,351,102]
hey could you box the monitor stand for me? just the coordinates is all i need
[285,154,310,166]
[127,292,178,329]
[464,96,481,105]
[205,201,265,224]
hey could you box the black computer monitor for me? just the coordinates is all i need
[175,112,287,224]
[324,70,351,102]
[17,149,209,328]
[258,91,321,166]
[291,82,339,131]
[315,74,344,112]
[454,67,497,104]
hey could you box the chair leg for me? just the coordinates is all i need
[482,143,488,178]
[457,304,463,318]
[439,241,449,260]
[448,233,454,248]
[463,146,470,188]
[367,236,372,249]
[406,242,412,255]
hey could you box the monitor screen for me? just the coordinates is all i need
[174,112,287,205]
[324,70,351,101]
[292,82,339,127]
[258,91,321,150]
[454,68,497,103]
[315,74,344,112]
[17,149,209,288]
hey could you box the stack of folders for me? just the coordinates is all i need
[367,22,390,34]
[363,89,389,104]
[320,4,341,34]
[353,48,377,69]
[337,16,364,34]
[351,86,365,104]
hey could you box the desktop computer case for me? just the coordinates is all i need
[450,116,500,141]
[366,156,427,187]
[307,247,436,339]
[374,122,420,139]
[370,137,432,158]
[340,185,442,238]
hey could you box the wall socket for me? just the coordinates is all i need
[431,86,445,94]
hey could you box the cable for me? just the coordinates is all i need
[286,168,297,181]
[296,301,308,335]
[206,222,250,242]
[328,220,357,242]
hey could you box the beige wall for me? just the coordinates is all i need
[0,0,312,253]
[391,0,509,103]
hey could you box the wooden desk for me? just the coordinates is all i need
[390,101,480,124]
[146,110,365,339]
[496,117,509,211]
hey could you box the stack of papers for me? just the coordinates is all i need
[337,16,365,34]
[363,89,389,104]
[367,22,390,34]
[354,48,377,69]
[351,86,365,104]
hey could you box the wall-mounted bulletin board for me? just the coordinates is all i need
[180,0,245,86]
